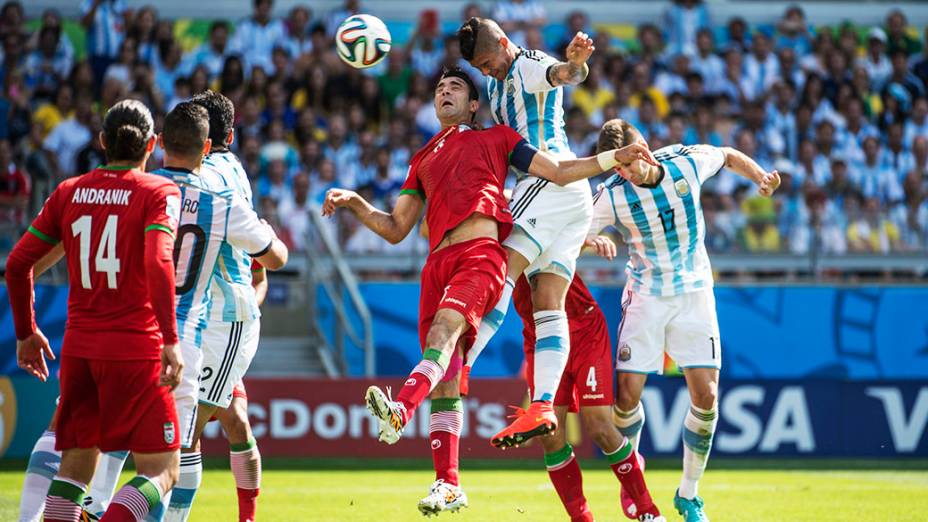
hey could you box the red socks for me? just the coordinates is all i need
[545,444,592,521]
[429,398,463,485]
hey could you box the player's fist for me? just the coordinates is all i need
[17,329,54,382]
[583,235,617,260]
[758,170,781,197]
[614,142,658,168]
[160,343,184,390]
[566,31,595,65]
[322,188,358,217]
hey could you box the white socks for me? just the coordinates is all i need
[680,404,718,499]
[531,310,570,402]
[467,277,515,367]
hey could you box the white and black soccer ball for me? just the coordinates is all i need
[335,14,392,69]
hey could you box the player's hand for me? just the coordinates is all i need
[758,170,781,197]
[614,143,658,168]
[160,343,184,390]
[321,188,358,217]
[17,329,54,382]
[565,31,595,65]
[583,235,617,260]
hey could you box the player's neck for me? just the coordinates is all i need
[162,153,201,174]
[103,160,144,170]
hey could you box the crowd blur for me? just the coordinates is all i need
[0,0,926,259]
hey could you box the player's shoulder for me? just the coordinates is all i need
[134,170,181,194]
[518,48,554,65]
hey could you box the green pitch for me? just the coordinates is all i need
[1,459,926,521]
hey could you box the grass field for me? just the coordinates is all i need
[1,459,926,521]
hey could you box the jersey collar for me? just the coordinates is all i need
[637,165,666,189]
[97,164,137,171]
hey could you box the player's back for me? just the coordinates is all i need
[36,165,180,358]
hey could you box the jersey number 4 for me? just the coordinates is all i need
[71,215,120,289]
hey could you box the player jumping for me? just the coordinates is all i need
[323,68,652,516]
[6,100,183,522]
[592,119,779,522]
[457,17,606,447]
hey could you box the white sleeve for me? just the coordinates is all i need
[587,183,616,237]
[516,49,559,94]
[225,193,274,256]
[686,145,726,183]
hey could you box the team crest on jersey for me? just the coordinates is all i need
[619,344,632,362]
[674,179,691,197]
[163,422,176,444]
[506,77,515,96]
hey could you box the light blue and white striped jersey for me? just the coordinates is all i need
[80,0,126,58]
[200,151,261,322]
[487,49,571,162]
[589,144,726,296]
[151,167,273,343]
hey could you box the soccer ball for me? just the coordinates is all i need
[335,14,392,69]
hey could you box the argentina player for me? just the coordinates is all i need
[592,119,779,522]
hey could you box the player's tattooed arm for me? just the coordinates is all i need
[322,188,424,244]
[720,147,781,197]
[545,32,594,87]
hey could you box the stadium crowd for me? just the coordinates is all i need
[1,0,927,258]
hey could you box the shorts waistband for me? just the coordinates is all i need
[429,236,502,260]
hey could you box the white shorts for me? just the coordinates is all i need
[504,177,593,282]
[175,335,203,449]
[616,285,721,374]
[198,318,260,408]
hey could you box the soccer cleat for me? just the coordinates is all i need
[364,385,405,445]
[637,514,666,522]
[491,401,557,448]
[417,479,468,517]
[674,490,709,522]
[621,453,646,518]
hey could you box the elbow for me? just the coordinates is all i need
[385,233,404,245]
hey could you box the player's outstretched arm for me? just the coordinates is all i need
[720,147,781,197]
[527,143,658,186]
[546,32,594,87]
[322,189,424,244]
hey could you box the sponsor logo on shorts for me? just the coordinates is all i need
[442,297,467,308]
[431,439,441,450]
[164,422,176,445]
[617,462,633,474]
[582,393,605,400]
[619,344,632,362]
[527,218,536,227]
[405,378,417,386]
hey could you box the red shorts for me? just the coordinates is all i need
[56,355,180,453]
[526,315,614,412]
[419,238,507,382]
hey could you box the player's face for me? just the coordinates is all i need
[434,77,474,123]
[470,45,510,81]
[615,139,652,185]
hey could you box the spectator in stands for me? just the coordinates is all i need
[80,0,128,89]
[725,16,751,53]
[855,136,901,205]
[742,31,780,101]
[885,49,926,99]
[837,97,877,154]
[42,94,92,180]
[32,84,72,140]
[279,172,317,252]
[885,9,921,57]
[311,158,337,205]
[282,5,313,59]
[75,112,105,175]
[903,96,928,147]
[103,36,136,90]
[691,29,724,95]
[636,23,666,66]
[897,166,928,250]
[912,27,928,83]
[767,80,798,160]
[232,0,285,74]
[0,138,29,232]
[183,21,231,80]
[881,122,915,176]
[572,63,614,125]
[739,196,781,253]
[0,1,25,41]
[24,26,71,100]
[127,6,158,65]
[493,0,546,48]
[858,28,892,91]
[910,136,928,182]
[655,53,690,97]
[774,5,811,56]
[663,0,709,58]
[154,39,183,105]
[326,0,361,37]
[683,103,722,147]
[407,10,443,79]
[556,10,588,56]
[259,118,299,178]
[848,196,902,253]
[257,158,292,204]
[715,47,747,110]
[19,122,52,215]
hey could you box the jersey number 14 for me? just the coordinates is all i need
[71,215,120,289]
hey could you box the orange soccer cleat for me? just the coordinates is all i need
[491,401,558,448]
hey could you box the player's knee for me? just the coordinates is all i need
[164,462,180,489]
[615,388,640,412]
[689,384,718,410]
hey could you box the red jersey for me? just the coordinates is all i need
[401,124,527,252]
[513,274,605,349]
[28,166,181,360]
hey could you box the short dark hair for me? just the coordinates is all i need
[102,99,153,163]
[439,67,479,101]
[163,102,209,158]
[209,20,229,35]
[597,119,644,153]
[190,90,234,150]
[457,17,503,62]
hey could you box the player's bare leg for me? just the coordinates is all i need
[580,405,661,521]
[492,269,569,448]
[99,450,179,522]
[42,447,98,522]
[673,368,719,522]
[418,350,468,516]
[366,308,468,444]
[613,372,649,518]
[540,406,593,522]
[20,409,60,521]
[216,395,262,522]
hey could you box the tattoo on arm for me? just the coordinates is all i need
[546,62,589,87]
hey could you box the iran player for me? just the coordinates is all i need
[6,100,182,522]
[323,68,652,515]
[593,120,779,522]
[457,18,604,446]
